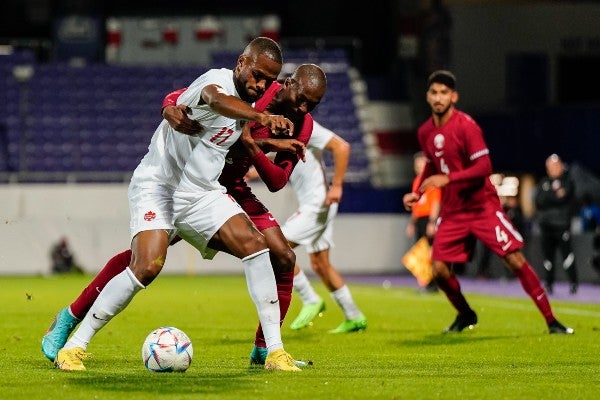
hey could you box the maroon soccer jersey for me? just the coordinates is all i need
[417,110,500,215]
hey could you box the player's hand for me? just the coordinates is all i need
[260,114,294,136]
[419,174,450,192]
[257,138,306,160]
[403,192,420,211]
[163,105,203,135]
[325,185,342,205]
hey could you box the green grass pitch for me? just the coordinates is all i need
[1,274,599,400]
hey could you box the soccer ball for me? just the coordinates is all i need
[141,326,193,372]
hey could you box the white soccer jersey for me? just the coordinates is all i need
[175,68,245,193]
[288,120,334,209]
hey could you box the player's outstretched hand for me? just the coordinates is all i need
[257,138,306,161]
[163,104,203,136]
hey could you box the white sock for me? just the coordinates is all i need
[242,249,282,353]
[330,285,362,320]
[64,267,144,350]
[293,269,322,305]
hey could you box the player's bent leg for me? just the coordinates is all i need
[42,307,81,362]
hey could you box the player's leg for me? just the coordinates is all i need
[431,260,478,332]
[503,251,573,334]
[430,215,477,332]
[306,249,367,333]
[55,230,169,370]
[209,214,299,371]
[41,249,132,361]
[540,228,557,294]
[476,209,573,334]
[250,224,296,364]
[289,261,326,330]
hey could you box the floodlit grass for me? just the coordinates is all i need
[1,274,599,400]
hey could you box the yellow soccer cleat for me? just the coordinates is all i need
[54,347,91,371]
[264,349,301,372]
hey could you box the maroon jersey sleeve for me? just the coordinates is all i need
[252,114,314,192]
[447,115,492,182]
[162,88,187,110]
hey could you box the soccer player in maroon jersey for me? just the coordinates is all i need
[42,64,327,366]
[403,70,573,334]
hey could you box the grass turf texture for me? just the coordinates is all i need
[1,274,599,400]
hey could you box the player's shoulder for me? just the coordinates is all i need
[454,110,481,129]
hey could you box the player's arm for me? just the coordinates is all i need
[161,88,204,135]
[238,123,301,191]
[200,84,294,136]
[323,134,350,205]
[245,114,316,191]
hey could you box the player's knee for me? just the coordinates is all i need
[130,258,164,286]
[271,248,295,271]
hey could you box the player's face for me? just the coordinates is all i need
[234,53,281,103]
[426,82,457,117]
[279,77,325,121]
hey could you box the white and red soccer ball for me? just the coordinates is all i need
[141,326,193,372]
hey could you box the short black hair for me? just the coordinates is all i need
[427,70,456,90]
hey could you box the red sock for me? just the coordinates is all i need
[513,262,555,324]
[69,249,132,319]
[434,274,474,315]
[254,268,294,348]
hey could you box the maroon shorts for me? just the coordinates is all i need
[232,191,279,231]
[432,207,524,263]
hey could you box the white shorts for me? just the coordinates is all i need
[173,189,245,259]
[128,182,177,243]
[282,203,337,254]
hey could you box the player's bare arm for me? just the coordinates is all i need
[200,84,294,136]
[324,134,350,205]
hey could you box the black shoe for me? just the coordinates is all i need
[569,283,578,295]
[444,311,478,333]
[423,281,439,293]
[548,319,574,334]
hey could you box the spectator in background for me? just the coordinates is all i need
[405,151,440,292]
[579,192,600,279]
[50,237,82,274]
[534,154,578,295]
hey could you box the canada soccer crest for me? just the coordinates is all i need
[144,211,156,221]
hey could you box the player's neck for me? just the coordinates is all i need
[432,107,454,127]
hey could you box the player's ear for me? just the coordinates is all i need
[451,90,459,104]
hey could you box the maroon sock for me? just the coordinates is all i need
[513,262,555,324]
[69,249,132,319]
[254,269,294,348]
[434,274,473,315]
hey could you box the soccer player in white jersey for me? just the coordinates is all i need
[282,121,368,333]
[246,121,368,333]
[54,37,301,371]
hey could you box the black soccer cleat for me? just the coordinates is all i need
[444,310,478,333]
[548,319,574,335]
